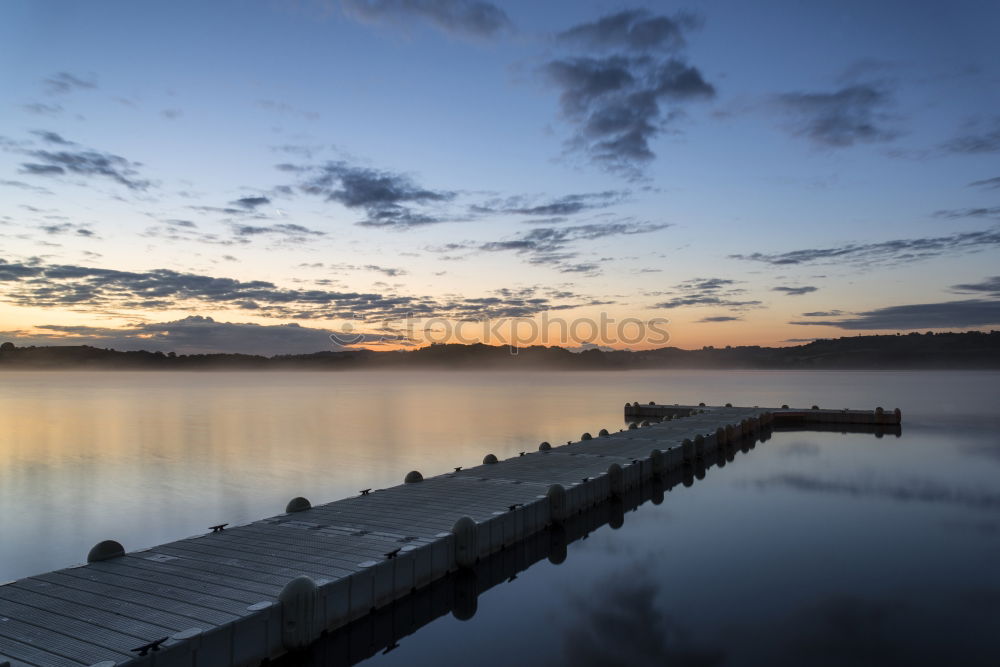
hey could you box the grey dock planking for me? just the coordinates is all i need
[0,403,900,667]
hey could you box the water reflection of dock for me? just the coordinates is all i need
[0,404,898,667]
[274,434,767,666]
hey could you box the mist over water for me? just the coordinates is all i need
[1,370,998,664]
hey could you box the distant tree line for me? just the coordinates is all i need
[1,331,999,370]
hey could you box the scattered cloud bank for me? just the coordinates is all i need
[731,228,1000,266]
[7,130,151,191]
[341,0,513,39]
[231,196,271,210]
[698,315,741,323]
[43,72,97,95]
[38,221,99,238]
[773,285,818,296]
[477,220,668,275]
[228,222,325,241]
[141,219,239,246]
[968,176,1000,190]
[789,300,1000,330]
[556,9,698,52]
[544,9,715,178]
[471,190,626,219]
[933,206,1000,220]
[653,277,761,310]
[943,116,1000,154]
[305,262,408,278]
[0,258,600,321]
[775,83,898,147]
[281,160,454,228]
[800,310,844,317]
[951,276,1000,297]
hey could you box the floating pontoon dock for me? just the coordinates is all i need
[0,403,900,667]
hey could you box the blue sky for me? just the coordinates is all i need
[1,0,999,354]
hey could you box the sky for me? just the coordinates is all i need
[1,0,999,355]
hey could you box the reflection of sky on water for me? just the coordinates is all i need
[356,420,999,666]
[1,370,998,664]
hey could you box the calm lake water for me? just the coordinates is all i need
[1,370,998,665]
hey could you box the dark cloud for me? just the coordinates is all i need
[545,11,714,178]
[546,57,635,115]
[681,278,736,291]
[29,130,73,145]
[289,160,454,228]
[968,176,1000,190]
[545,55,714,177]
[231,196,271,210]
[43,72,97,94]
[229,223,325,240]
[732,228,1000,267]
[556,9,698,52]
[342,0,513,38]
[302,161,449,207]
[951,276,1000,297]
[558,262,601,274]
[364,265,407,277]
[478,221,667,274]
[697,316,741,322]
[754,472,1000,511]
[658,295,761,309]
[39,222,99,238]
[654,277,761,310]
[19,164,66,176]
[801,310,843,317]
[933,206,1000,220]
[789,300,1000,330]
[0,258,596,321]
[776,84,898,147]
[355,210,443,229]
[773,285,818,296]
[943,116,1000,154]
[161,108,182,120]
[17,138,150,190]
[472,190,626,217]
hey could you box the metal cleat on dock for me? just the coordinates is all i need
[131,637,168,656]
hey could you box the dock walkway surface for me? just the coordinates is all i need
[0,404,900,667]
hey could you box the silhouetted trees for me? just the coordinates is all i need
[0,331,998,370]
